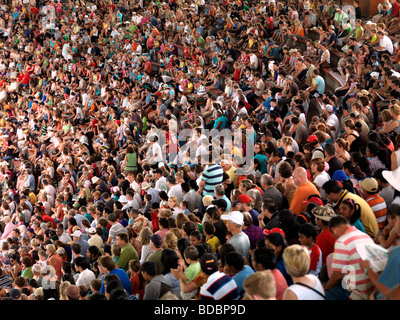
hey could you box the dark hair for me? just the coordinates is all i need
[218,243,236,267]
[141,261,157,277]
[298,223,318,241]
[341,198,362,225]
[161,248,180,275]
[265,232,287,262]
[322,180,343,194]
[329,215,349,231]
[184,246,199,261]
[252,247,276,270]
[225,251,244,271]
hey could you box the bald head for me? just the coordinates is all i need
[293,167,308,186]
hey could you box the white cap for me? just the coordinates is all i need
[71,230,82,238]
[221,211,244,226]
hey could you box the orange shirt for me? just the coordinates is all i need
[289,181,320,215]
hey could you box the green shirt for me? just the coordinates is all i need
[116,243,139,271]
[22,266,33,279]
[184,262,201,283]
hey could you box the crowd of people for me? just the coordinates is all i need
[0,0,399,301]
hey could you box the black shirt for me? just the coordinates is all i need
[328,156,343,178]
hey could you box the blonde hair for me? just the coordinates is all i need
[139,227,153,246]
[243,270,277,300]
[282,244,310,278]
[390,104,400,116]
[168,196,179,207]
[164,232,178,249]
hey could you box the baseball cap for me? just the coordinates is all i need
[332,169,349,182]
[360,178,379,193]
[323,104,333,112]
[307,135,318,144]
[88,227,97,234]
[148,234,162,246]
[311,205,338,221]
[9,288,21,300]
[263,227,286,238]
[71,230,82,238]
[233,194,251,204]
[221,211,244,226]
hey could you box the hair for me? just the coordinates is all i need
[340,198,362,225]
[252,247,276,270]
[310,157,325,173]
[141,261,157,277]
[225,251,244,271]
[163,232,178,250]
[282,244,311,278]
[265,232,288,262]
[184,246,199,262]
[322,180,343,195]
[160,248,180,275]
[139,227,153,245]
[298,223,318,241]
[243,270,276,300]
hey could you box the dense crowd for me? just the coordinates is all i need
[0,0,399,301]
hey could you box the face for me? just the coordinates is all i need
[339,203,353,220]
[265,239,281,257]
[189,235,202,246]
[299,233,313,247]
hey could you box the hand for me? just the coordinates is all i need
[359,259,371,272]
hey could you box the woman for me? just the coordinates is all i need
[282,244,325,300]
[339,198,366,233]
[310,157,330,194]
[380,104,400,140]
[343,119,365,153]
[366,141,388,175]
[265,232,292,286]
[122,146,138,175]
[391,133,400,171]
[138,227,153,265]
[168,196,183,218]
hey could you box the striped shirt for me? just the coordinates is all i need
[200,271,240,300]
[331,226,375,300]
[365,194,387,231]
[201,164,224,196]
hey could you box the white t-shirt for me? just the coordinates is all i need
[151,142,164,163]
[379,35,394,54]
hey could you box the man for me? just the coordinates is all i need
[233,194,260,227]
[278,75,298,117]
[199,253,240,300]
[106,213,125,245]
[375,30,394,57]
[98,255,132,295]
[87,227,103,250]
[142,261,172,300]
[307,69,325,98]
[289,167,320,215]
[146,234,164,275]
[56,224,72,244]
[289,116,309,149]
[324,215,374,300]
[360,178,387,231]
[214,184,232,213]
[374,168,395,209]
[167,175,184,203]
[221,211,251,262]
[322,180,379,238]
[74,256,95,289]
[182,182,201,213]
[224,251,255,297]
[71,230,90,257]
[198,150,224,198]
[324,143,343,178]
[115,232,139,272]
[308,135,325,159]
[153,169,169,193]
[259,198,280,230]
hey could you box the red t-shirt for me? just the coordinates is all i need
[22,73,30,85]
[316,227,336,265]
[391,1,400,17]
[144,60,152,74]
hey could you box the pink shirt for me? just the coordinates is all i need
[1,221,16,240]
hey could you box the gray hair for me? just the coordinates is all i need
[261,174,274,187]
[214,184,225,197]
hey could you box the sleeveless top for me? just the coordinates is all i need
[125,153,138,171]
[287,275,325,300]
[395,148,400,168]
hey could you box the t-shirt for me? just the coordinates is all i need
[201,164,224,196]
[379,35,394,54]
[184,261,201,283]
[313,75,325,95]
[200,271,240,300]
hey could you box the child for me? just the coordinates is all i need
[375,210,400,252]
[203,221,220,254]
[298,223,322,277]
[181,246,201,300]
[142,194,152,216]
[111,244,121,264]
[129,260,145,300]
[37,250,48,267]
[180,200,190,215]
[90,278,102,295]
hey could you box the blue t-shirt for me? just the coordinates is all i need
[233,265,255,297]
[314,75,325,95]
[255,153,269,174]
[100,268,132,295]
[213,116,228,129]
[377,246,400,298]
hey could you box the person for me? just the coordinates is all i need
[142,261,172,300]
[115,232,139,272]
[221,211,251,262]
[282,244,326,300]
[290,167,321,215]
[339,198,367,233]
[179,246,201,300]
[98,255,132,295]
[73,256,95,290]
[298,223,323,277]
[324,215,375,300]
[224,251,255,297]
[322,180,379,238]
[199,253,240,300]
[360,178,387,231]
[360,203,400,300]
[146,234,164,275]
[243,270,277,300]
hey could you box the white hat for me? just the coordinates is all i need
[323,104,333,113]
[119,195,128,203]
[383,168,400,192]
[221,211,244,226]
[88,227,97,234]
[92,176,100,184]
[326,118,336,127]
[71,230,82,238]
[141,182,151,190]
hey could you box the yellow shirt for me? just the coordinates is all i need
[206,236,221,254]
